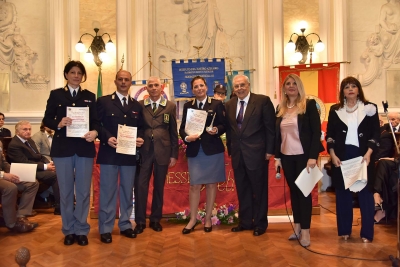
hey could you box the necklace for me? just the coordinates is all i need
[287,103,296,109]
[345,101,359,113]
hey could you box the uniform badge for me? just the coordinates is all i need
[164,114,170,123]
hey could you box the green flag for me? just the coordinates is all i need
[97,69,102,98]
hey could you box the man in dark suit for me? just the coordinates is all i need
[383,112,400,132]
[134,76,178,234]
[0,112,12,137]
[375,113,399,160]
[0,140,39,232]
[225,74,275,236]
[7,121,60,215]
[96,70,144,243]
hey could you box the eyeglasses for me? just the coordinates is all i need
[233,83,247,89]
[214,92,226,96]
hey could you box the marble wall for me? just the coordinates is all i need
[347,0,400,110]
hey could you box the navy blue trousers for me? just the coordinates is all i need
[335,145,375,240]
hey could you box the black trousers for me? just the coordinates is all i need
[281,153,312,229]
[374,159,398,212]
[233,153,268,230]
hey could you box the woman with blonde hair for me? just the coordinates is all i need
[275,74,324,247]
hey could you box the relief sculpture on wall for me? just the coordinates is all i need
[359,0,400,86]
[182,0,224,58]
[155,0,246,79]
[0,0,48,88]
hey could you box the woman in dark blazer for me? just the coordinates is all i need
[326,76,380,243]
[275,74,323,247]
[43,61,100,246]
[179,76,226,234]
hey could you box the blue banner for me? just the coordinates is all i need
[172,58,225,98]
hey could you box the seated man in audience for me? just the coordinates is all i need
[31,120,53,161]
[383,112,400,132]
[375,114,396,161]
[0,140,39,232]
[373,157,398,222]
[0,112,11,137]
[7,120,60,215]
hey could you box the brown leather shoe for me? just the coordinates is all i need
[8,217,35,233]
[18,217,38,229]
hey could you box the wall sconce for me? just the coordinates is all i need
[286,26,324,64]
[75,28,115,66]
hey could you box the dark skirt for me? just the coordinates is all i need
[187,145,226,185]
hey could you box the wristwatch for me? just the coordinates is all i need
[0,171,4,178]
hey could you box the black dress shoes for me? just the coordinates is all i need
[231,225,248,232]
[76,235,89,246]
[253,227,266,236]
[100,233,112,243]
[204,226,212,232]
[120,228,137,238]
[149,222,163,232]
[134,223,146,234]
[182,221,199,235]
[64,234,76,245]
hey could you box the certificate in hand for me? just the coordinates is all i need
[340,156,368,192]
[66,107,89,137]
[116,124,137,155]
[10,163,37,182]
[185,108,207,136]
[295,166,323,197]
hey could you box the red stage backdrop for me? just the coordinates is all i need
[278,63,341,155]
[92,143,318,215]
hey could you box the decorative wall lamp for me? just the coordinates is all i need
[75,28,115,66]
[286,24,324,64]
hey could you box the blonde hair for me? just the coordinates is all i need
[277,74,307,117]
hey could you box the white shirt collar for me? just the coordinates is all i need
[115,91,129,102]
[196,98,206,109]
[237,93,250,105]
[16,135,27,143]
[67,85,79,96]
[150,97,161,106]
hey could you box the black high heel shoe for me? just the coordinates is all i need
[204,220,212,232]
[182,221,199,235]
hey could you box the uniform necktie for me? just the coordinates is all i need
[72,90,77,98]
[236,101,245,129]
[199,102,203,109]
[122,97,127,107]
[152,102,157,112]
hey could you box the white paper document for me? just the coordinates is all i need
[295,166,323,197]
[10,163,37,182]
[116,124,137,155]
[340,156,368,192]
[66,106,89,137]
[184,108,207,136]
